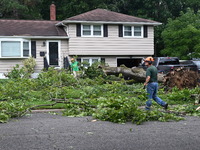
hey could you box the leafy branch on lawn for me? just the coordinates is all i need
[0,68,199,124]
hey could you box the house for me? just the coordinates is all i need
[0,3,161,78]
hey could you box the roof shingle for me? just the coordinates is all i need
[65,9,160,24]
[0,20,67,36]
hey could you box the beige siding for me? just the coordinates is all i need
[68,24,154,56]
[0,59,24,74]
[60,40,69,68]
[104,57,117,67]
[34,40,46,72]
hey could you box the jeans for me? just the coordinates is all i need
[145,82,166,110]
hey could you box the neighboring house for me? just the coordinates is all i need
[0,4,161,78]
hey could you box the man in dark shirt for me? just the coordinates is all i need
[144,57,168,110]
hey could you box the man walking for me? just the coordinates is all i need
[143,57,168,110]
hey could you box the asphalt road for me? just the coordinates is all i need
[0,113,199,150]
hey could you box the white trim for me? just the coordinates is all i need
[0,36,69,39]
[46,40,61,68]
[20,41,23,57]
[0,38,31,58]
[61,20,162,26]
[81,24,103,37]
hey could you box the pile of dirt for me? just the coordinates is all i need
[163,68,200,89]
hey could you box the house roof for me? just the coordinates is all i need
[0,19,67,37]
[62,9,161,25]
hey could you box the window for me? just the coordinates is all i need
[82,25,91,36]
[123,26,143,37]
[134,26,142,36]
[0,39,30,58]
[82,58,90,68]
[1,41,21,57]
[82,25,103,37]
[81,57,101,67]
[23,41,29,57]
[92,58,99,64]
[124,26,132,36]
[93,25,101,36]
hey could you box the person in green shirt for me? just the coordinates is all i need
[70,58,79,78]
[143,57,168,110]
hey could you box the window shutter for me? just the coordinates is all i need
[118,24,123,37]
[101,58,105,64]
[77,58,81,62]
[64,57,70,69]
[31,41,36,58]
[76,24,81,37]
[103,24,108,37]
[44,57,49,70]
[144,25,148,38]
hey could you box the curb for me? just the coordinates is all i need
[31,109,65,113]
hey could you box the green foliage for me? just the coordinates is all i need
[0,0,42,19]
[171,104,200,117]
[23,57,36,74]
[37,67,77,87]
[166,87,199,103]
[185,0,200,13]
[5,64,27,79]
[0,113,9,123]
[62,96,184,125]
[161,9,200,59]
[0,101,28,123]
[0,68,199,124]
[84,63,106,79]
[5,57,36,79]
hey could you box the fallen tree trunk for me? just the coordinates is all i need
[103,67,164,82]
[103,67,200,89]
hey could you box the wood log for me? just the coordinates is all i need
[103,67,164,82]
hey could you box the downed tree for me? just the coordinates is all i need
[103,67,164,82]
[103,66,200,89]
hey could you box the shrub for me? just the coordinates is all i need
[5,64,26,79]
[23,56,36,74]
[5,57,36,79]
[36,68,77,87]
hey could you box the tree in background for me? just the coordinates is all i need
[185,0,200,13]
[0,0,42,19]
[40,0,123,20]
[161,9,200,59]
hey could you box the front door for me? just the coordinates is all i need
[49,42,59,66]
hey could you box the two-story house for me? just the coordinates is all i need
[0,4,161,78]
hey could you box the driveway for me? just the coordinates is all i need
[0,113,199,150]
